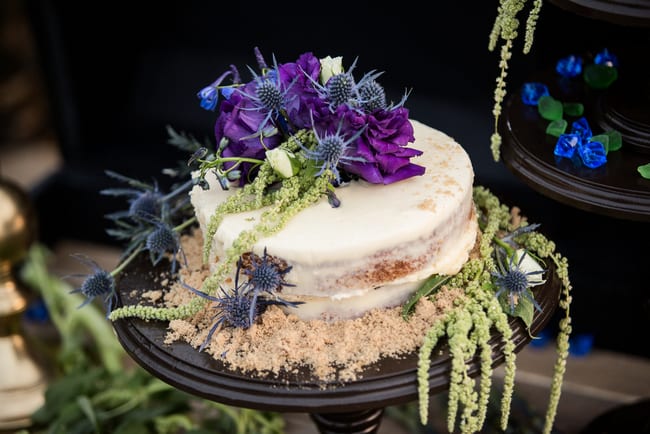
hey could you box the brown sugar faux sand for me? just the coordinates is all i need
[160,228,468,382]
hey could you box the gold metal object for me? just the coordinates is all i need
[0,178,48,430]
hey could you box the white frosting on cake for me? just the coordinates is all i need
[190,119,477,320]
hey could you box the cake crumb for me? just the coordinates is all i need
[160,228,467,382]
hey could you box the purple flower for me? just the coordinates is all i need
[278,52,323,129]
[206,49,424,187]
[339,107,424,184]
[214,85,282,185]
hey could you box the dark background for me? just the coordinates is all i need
[8,0,650,358]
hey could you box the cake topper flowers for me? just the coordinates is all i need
[194,47,423,189]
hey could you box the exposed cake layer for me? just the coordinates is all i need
[190,119,477,320]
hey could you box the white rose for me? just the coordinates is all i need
[266,148,300,179]
[319,55,344,85]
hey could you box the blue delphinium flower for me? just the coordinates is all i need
[492,249,545,314]
[67,253,117,316]
[197,69,234,111]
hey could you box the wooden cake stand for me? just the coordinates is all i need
[112,254,562,434]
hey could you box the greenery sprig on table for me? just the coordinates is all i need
[19,244,285,434]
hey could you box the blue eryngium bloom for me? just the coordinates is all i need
[67,253,117,316]
[303,116,366,183]
[492,249,545,314]
[183,280,259,352]
[197,70,233,111]
[241,247,296,325]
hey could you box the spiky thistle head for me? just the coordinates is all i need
[302,117,367,183]
[255,77,284,113]
[492,249,545,313]
[146,222,179,265]
[326,71,356,107]
[241,247,294,294]
[129,190,163,218]
[67,253,117,315]
[182,275,270,352]
[359,78,387,113]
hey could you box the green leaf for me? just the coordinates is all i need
[402,274,449,320]
[498,289,535,330]
[638,163,650,179]
[77,396,100,433]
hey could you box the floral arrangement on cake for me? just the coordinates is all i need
[67,47,573,434]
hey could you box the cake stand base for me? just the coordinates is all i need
[311,409,384,434]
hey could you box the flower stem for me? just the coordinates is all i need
[111,245,144,277]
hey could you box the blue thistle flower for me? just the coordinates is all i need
[240,248,299,326]
[101,171,165,221]
[302,116,367,183]
[356,77,411,115]
[304,58,383,112]
[129,190,163,218]
[67,254,117,315]
[182,258,297,352]
[242,247,294,294]
[359,78,387,113]
[235,56,298,134]
[492,249,545,314]
[146,222,179,264]
[183,280,261,352]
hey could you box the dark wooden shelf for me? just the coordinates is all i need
[499,65,650,222]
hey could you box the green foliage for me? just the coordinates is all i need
[402,274,449,320]
[416,187,573,434]
[20,244,285,434]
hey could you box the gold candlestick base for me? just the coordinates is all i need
[0,178,48,430]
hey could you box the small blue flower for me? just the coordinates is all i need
[492,249,545,314]
[304,58,383,113]
[146,222,179,264]
[67,254,117,315]
[197,70,234,111]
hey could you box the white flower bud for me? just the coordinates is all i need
[266,148,300,179]
[319,55,344,85]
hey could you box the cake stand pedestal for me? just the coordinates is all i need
[112,255,561,434]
